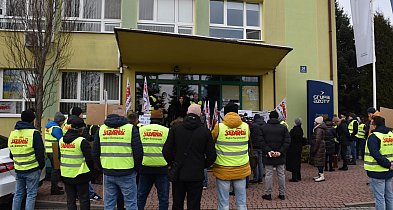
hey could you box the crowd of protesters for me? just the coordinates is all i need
[7,97,393,210]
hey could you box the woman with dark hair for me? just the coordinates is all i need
[286,117,304,182]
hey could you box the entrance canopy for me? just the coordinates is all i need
[115,28,292,75]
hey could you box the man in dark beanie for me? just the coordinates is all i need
[211,102,250,209]
[250,114,265,183]
[261,110,290,201]
[44,112,66,195]
[8,109,45,210]
[62,107,84,134]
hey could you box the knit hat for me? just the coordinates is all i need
[315,116,324,124]
[269,110,279,119]
[224,102,238,115]
[187,104,201,116]
[367,107,376,114]
[21,110,35,123]
[70,117,86,129]
[54,112,65,123]
[70,107,83,116]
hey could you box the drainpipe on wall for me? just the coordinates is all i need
[328,0,334,80]
[273,68,277,107]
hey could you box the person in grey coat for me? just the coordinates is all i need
[312,116,327,182]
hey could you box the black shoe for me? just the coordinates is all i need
[329,168,335,172]
[338,166,348,171]
[289,179,298,182]
[348,161,356,165]
[262,194,272,200]
[250,180,258,184]
[229,191,235,196]
[57,186,63,191]
[257,179,263,183]
[51,190,64,195]
[278,195,285,200]
[324,168,328,171]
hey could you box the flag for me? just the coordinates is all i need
[391,0,393,15]
[212,101,219,127]
[142,77,150,114]
[204,101,211,130]
[350,0,374,67]
[275,98,287,120]
[125,78,132,113]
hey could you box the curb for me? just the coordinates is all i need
[345,202,375,207]
[36,200,104,210]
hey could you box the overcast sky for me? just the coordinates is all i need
[338,0,393,24]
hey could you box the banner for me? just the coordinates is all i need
[350,0,374,67]
[142,77,150,114]
[0,102,17,113]
[204,100,211,130]
[212,101,219,127]
[307,80,334,141]
[391,0,393,16]
[125,77,132,113]
[275,98,287,120]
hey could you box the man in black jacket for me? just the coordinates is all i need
[250,114,265,183]
[337,116,351,170]
[93,114,143,209]
[9,109,45,210]
[163,104,216,210]
[261,111,290,201]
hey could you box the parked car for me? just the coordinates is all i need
[0,136,46,204]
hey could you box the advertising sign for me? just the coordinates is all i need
[0,101,17,113]
[307,80,334,141]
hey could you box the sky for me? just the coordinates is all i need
[338,0,393,24]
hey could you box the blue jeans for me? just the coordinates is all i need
[104,172,137,210]
[137,174,169,210]
[12,170,41,210]
[252,150,264,181]
[88,181,95,198]
[216,178,247,210]
[369,177,393,210]
[350,141,357,161]
[203,169,208,187]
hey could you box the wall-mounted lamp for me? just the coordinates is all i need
[173,65,180,73]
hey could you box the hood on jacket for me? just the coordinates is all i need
[313,122,327,132]
[267,118,280,125]
[253,118,266,126]
[372,125,390,134]
[63,129,82,144]
[46,121,60,129]
[104,114,129,128]
[325,121,334,127]
[223,112,243,128]
[182,113,202,130]
[15,121,36,130]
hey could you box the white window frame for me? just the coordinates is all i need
[209,0,262,40]
[0,69,36,117]
[137,0,194,34]
[61,0,122,33]
[59,71,121,106]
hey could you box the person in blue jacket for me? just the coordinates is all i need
[45,112,66,195]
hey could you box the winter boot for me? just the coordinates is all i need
[314,173,325,182]
[313,174,320,180]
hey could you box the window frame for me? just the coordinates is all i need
[59,71,121,107]
[0,69,36,117]
[209,0,262,40]
[137,0,194,34]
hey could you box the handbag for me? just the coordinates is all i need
[248,138,258,168]
[168,127,197,182]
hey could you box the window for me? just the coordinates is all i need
[60,72,120,114]
[0,70,35,116]
[210,0,261,40]
[137,0,194,35]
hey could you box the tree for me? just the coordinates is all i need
[2,0,90,129]
[335,2,393,116]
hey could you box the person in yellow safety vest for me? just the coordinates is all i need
[62,107,84,135]
[347,113,359,165]
[190,93,203,106]
[44,112,66,195]
[137,111,170,210]
[364,116,393,210]
[149,95,161,111]
[355,118,367,160]
[92,114,143,209]
[211,102,251,209]
[280,120,289,129]
[8,109,45,210]
[60,116,94,210]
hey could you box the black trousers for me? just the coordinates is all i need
[64,182,90,210]
[340,144,348,167]
[172,181,203,210]
[48,153,61,191]
[325,154,333,170]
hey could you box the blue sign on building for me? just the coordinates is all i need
[307,80,334,141]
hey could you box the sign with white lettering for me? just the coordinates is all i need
[139,114,151,126]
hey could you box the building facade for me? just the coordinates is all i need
[0,0,337,136]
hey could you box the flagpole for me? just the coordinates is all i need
[371,0,377,108]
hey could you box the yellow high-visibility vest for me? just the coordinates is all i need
[364,131,393,172]
[44,125,61,153]
[348,120,356,135]
[280,121,288,129]
[99,124,134,169]
[139,124,169,167]
[8,129,39,171]
[356,124,366,139]
[215,122,249,167]
[60,137,90,178]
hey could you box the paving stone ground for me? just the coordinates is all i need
[36,161,376,209]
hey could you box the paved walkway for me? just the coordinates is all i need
[36,161,376,209]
